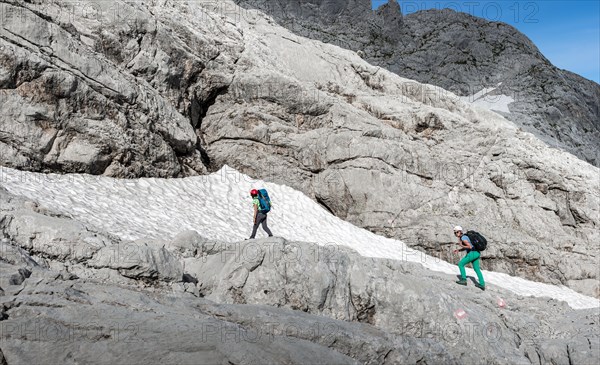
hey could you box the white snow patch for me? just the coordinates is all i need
[461,84,514,114]
[1,165,597,309]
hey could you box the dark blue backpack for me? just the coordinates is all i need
[257,189,271,213]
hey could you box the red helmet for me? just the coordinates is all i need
[250,189,258,196]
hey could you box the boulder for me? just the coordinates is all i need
[87,243,183,282]
[170,230,208,257]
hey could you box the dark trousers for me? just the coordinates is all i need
[250,212,273,239]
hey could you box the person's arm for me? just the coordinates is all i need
[459,239,472,249]
[453,238,471,253]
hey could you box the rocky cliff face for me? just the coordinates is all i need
[1,186,598,364]
[0,0,598,300]
[0,0,241,177]
[235,0,600,167]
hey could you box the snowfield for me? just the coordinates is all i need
[1,165,598,309]
[460,84,515,114]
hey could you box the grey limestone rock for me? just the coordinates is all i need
[170,230,209,257]
[236,0,600,167]
[0,0,598,299]
[0,207,597,365]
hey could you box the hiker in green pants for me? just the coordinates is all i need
[452,226,485,290]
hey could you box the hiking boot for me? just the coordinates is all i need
[455,279,467,286]
[475,283,486,291]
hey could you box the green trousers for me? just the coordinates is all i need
[458,251,485,286]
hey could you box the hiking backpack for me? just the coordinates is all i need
[465,231,487,252]
[257,189,271,213]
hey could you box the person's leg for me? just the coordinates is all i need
[249,214,262,239]
[472,254,485,287]
[261,213,273,237]
[458,254,470,280]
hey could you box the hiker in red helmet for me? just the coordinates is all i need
[249,189,273,239]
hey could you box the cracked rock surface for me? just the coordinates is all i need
[0,187,598,364]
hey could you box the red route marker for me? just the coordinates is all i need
[497,298,506,308]
[454,308,468,320]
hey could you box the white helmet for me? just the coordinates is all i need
[453,226,463,232]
